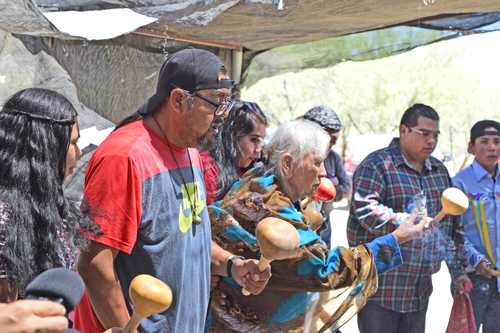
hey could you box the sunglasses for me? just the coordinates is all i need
[190,92,234,118]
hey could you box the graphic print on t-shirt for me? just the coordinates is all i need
[179,181,206,233]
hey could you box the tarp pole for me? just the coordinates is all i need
[232,49,243,84]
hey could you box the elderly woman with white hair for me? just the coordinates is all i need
[208,119,427,333]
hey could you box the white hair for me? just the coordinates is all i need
[265,119,330,177]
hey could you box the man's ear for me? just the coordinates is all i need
[467,141,474,155]
[281,153,294,179]
[399,124,407,137]
[169,88,186,112]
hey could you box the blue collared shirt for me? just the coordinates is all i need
[452,160,500,288]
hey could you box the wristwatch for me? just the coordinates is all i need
[226,255,245,278]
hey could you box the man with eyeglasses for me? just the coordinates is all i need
[347,103,469,333]
[74,49,270,333]
[301,106,352,248]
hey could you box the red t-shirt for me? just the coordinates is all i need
[74,120,211,333]
[199,151,219,205]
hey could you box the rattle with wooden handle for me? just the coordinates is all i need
[242,217,300,296]
[123,274,173,333]
[433,187,469,223]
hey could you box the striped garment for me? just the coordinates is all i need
[452,161,500,290]
[347,138,466,313]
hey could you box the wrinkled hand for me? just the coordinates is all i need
[231,258,272,295]
[392,212,431,244]
[452,275,472,295]
[0,300,68,333]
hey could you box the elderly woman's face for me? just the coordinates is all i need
[287,151,327,200]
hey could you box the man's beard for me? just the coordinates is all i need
[197,132,212,150]
[198,118,223,149]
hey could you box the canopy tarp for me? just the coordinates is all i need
[2,0,500,123]
[244,20,500,85]
[2,0,500,50]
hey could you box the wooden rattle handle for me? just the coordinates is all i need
[122,312,142,333]
[301,197,312,210]
[433,210,446,223]
[242,256,271,296]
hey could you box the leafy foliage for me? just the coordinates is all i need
[242,30,500,167]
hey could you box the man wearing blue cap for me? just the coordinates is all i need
[75,48,270,333]
[452,120,500,333]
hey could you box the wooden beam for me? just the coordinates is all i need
[132,28,243,51]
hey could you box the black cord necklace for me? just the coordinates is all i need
[151,116,202,225]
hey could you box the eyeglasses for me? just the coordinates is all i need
[409,127,440,140]
[191,92,234,118]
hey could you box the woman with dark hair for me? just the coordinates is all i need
[0,88,94,302]
[206,101,267,202]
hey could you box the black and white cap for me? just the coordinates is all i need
[302,105,342,132]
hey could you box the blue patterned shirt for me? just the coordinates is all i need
[452,161,500,289]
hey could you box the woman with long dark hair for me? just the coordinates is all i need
[0,88,94,302]
[209,101,267,200]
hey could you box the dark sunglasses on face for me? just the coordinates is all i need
[190,92,234,118]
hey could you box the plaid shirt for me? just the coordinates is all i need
[347,138,466,313]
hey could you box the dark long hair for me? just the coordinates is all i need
[211,101,267,198]
[0,88,94,289]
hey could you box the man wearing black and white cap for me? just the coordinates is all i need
[302,106,352,247]
[74,49,270,333]
[452,120,500,333]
